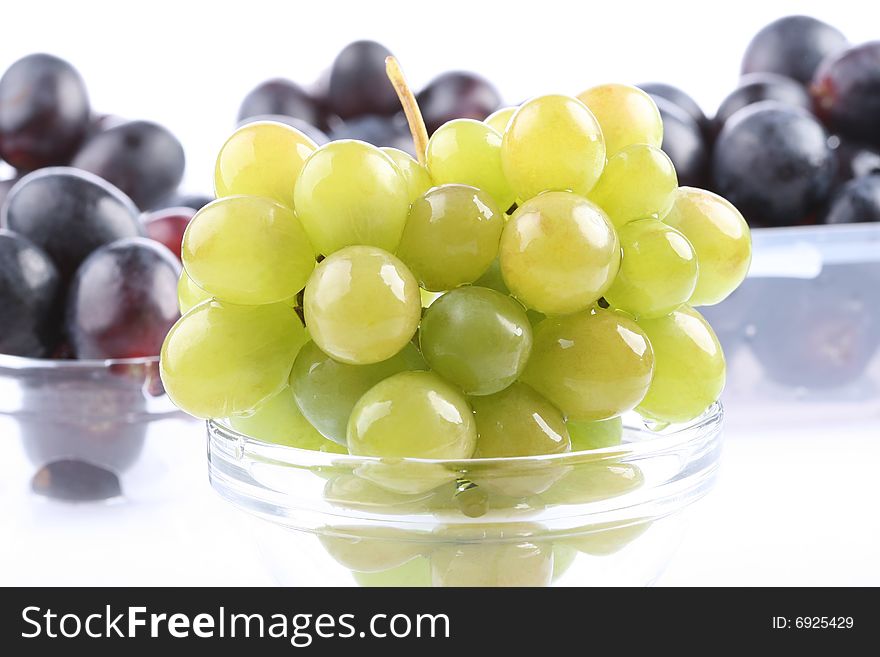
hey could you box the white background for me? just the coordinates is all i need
[1,0,878,191]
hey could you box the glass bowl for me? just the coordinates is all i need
[207,403,723,587]
[0,353,193,501]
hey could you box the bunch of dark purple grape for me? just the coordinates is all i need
[237,40,502,153]
[640,15,880,227]
[0,53,195,360]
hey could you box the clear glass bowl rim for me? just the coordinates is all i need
[0,352,160,372]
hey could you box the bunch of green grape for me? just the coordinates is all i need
[160,78,750,475]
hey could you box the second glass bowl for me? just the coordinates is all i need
[208,402,723,586]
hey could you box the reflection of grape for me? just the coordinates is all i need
[320,527,426,572]
[523,308,654,421]
[564,520,650,556]
[540,461,643,505]
[353,558,432,587]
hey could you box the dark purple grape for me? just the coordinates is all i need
[0,229,60,357]
[741,15,848,85]
[65,237,180,359]
[148,191,214,212]
[654,97,708,188]
[327,41,399,119]
[713,73,811,133]
[31,460,122,501]
[327,114,414,154]
[823,175,880,224]
[712,102,835,226]
[0,53,90,170]
[812,41,880,147]
[416,72,501,134]
[2,167,142,280]
[237,114,329,145]
[85,113,127,138]
[237,78,322,126]
[831,137,880,184]
[72,120,185,209]
[638,82,708,134]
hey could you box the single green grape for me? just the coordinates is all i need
[290,340,426,444]
[426,119,515,211]
[472,258,508,294]
[484,106,517,134]
[635,305,725,423]
[420,287,532,396]
[431,525,553,587]
[576,83,663,156]
[603,218,698,318]
[472,383,570,457]
[293,140,410,255]
[522,308,654,421]
[177,270,211,315]
[500,94,605,200]
[229,386,347,453]
[588,144,678,228]
[353,557,432,587]
[303,246,421,365]
[319,526,427,572]
[397,184,503,292]
[567,416,623,451]
[499,192,620,315]
[663,186,752,306]
[381,147,433,203]
[347,371,477,459]
[214,120,316,208]
[160,300,306,419]
[540,461,643,505]
[182,196,315,305]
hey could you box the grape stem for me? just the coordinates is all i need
[385,56,429,165]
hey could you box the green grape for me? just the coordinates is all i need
[551,543,578,582]
[293,140,410,255]
[500,94,605,200]
[603,218,697,318]
[347,371,477,459]
[588,144,678,228]
[564,520,650,556]
[663,187,752,306]
[522,308,654,421]
[471,383,570,457]
[420,287,532,395]
[567,416,623,451]
[228,386,346,453]
[160,301,306,419]
[577,83,663,156]
[499,192,620,315]
[177,270,211,314]
[425,119,515,211]
[182,196,315,305]
[303,246,421,365]
[540,461,643,505]
[381,147,433,203]
[290,340,426,445]
[473,258,508,294]
[319,527,426,572]
[636,306,725,423]
[431,525,553,587]
[397,184,504,292]
[353,557,432,587]
[214,120,316,208]
[354,460,456,496]
[484,106,517,134]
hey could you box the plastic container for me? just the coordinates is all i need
[207,403,723,587]
[701,223,880,429]
[0,354,193,501]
